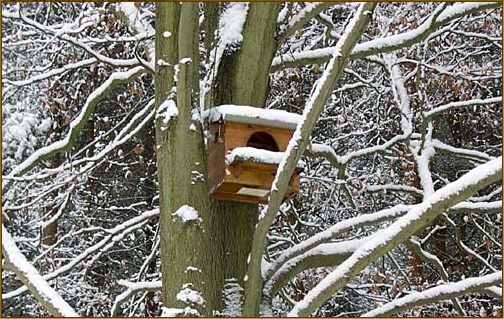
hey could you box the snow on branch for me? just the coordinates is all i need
[424,96,502,118]
[307,131,411,168]
[484,286,503,298]
[451,201,502,215]
[263,204,411,283]
[111,280,162,316]
[3,9,140,68]
[271,2,501,71]
[2,66,146,192]
[279,2,336,39]
[2,58,97,91]
[362,272,502,317]
[288,156,502,316]
[430,138,495,163]
[364,184,424,197]
[264,238,367,299]
[2,225,79,317]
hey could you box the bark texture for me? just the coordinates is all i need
[155,3,281,314]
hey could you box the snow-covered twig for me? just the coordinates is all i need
[424,96,502,118]
[111,280,162,316]
[364,184,424,197]
[2,58,97,90]
[430,138,495,163]
[2,224,79,317]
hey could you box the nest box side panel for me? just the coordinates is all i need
[224,121,294,152]
[207,122,226,193]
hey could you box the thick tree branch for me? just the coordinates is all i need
[242,3,377,316]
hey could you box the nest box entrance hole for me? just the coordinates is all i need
[247,131,279,151]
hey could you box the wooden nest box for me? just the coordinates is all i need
[203,105,304,204]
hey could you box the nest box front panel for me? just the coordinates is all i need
[224,121,293,152]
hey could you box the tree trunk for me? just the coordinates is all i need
[213,3,280,107]
[155,2,280,315]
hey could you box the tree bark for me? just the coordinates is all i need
[155,3,280,314]
[213,2,280,107]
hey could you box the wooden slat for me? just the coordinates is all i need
[210,182,299,205]
[225,161,300,189]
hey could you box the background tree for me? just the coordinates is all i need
[2,2,502,317]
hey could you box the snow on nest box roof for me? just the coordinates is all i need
[203,105,302,130]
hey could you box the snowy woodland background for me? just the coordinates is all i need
[1,2,502,317]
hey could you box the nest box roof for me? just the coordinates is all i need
[203,105,302,130]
